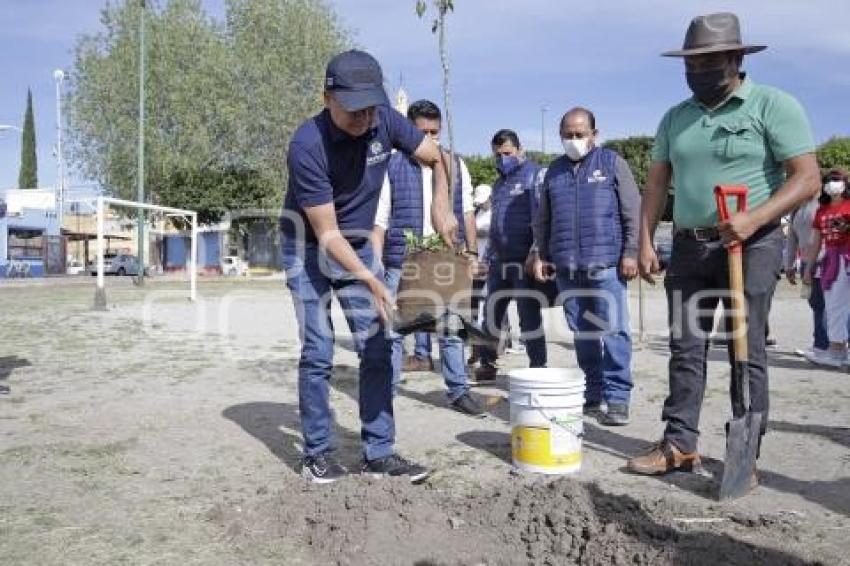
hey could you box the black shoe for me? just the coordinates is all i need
[451,392,485,417]
[471,362,497,385]
[361,454,433,483]
[583,401,603,416]
[301,453,347,484]
[599,403,630,426]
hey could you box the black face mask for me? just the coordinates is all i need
[686,67,731,104]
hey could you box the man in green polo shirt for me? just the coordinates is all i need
[628,12,820,483]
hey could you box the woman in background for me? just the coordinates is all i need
[803,170,850,368]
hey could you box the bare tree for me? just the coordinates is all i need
[416,0,456,207]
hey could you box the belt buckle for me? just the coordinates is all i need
[693,227,712,242]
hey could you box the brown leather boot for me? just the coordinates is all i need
[402,355,434,372]
[627,439,701,475]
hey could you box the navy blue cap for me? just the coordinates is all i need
[324,50,389,112]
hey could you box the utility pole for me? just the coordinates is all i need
[136,0,146,285]
[53,70,65,226]
[540,106,547,154]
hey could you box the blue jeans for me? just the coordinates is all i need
[480,259,547,367]
[384,267,469,401]
[556,266,633,405]
[413,332,432,359]
[282,239,394,461]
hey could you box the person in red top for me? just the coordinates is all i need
[804,169,850,367]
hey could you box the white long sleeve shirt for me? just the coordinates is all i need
[374,156,474,234]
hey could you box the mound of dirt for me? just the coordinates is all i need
[211,476,819,566]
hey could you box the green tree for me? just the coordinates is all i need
[149,166,275,225]
[524,150,560,168]
[602,135,654,190]
[817,137,850,174]
[18,89,37,189]
[68,0,348,212]
[463,154,497,187]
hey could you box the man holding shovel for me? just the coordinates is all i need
[627,13,820,494]
[280,50,457,484]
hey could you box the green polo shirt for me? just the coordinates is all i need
[651,75,815,229]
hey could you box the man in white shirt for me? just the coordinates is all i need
[372,99,483,416]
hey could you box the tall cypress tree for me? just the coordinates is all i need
[18,88,38,190]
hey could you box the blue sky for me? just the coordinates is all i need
[1,0,848,194]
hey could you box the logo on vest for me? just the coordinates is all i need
[509,183,524,196]
[366,140,389,166]
[587,169,608,184]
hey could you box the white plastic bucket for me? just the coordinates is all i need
[509,367,585,474]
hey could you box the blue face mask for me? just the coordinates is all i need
[495,155,520,176]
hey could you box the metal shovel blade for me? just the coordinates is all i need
[719,410,763,500]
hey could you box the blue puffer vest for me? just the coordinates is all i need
[545,147,622,270]
[489,159,540,262]
[383,152,467,268]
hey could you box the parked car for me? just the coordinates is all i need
[221,256,249,277]
[66,260,86,275]
[89,253,150,276]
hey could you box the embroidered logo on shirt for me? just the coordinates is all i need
[366,140,389,166]
[587,169,608,183]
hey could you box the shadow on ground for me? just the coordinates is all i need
[582,421,850,517]
[222,402,362,474]
[456,430,512,464]
[0,356,31,394]
[769,420,850,450]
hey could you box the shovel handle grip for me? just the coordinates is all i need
[714,185,749,363]
[714,185,748,255]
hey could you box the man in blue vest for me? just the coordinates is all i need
[280,50,457,484]
[530,107,641,426]
[475,130,547,381]
[372,99,484,417]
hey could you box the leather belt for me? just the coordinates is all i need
[674,226,721,242]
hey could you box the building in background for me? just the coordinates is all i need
[0,188,62,277]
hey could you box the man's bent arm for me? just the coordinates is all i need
[304,203,381,286]
[414,138,457,245]
[750,153,820,228]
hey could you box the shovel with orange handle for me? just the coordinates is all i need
[714,184,762,500]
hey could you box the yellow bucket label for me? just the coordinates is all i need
[512,425,581,467]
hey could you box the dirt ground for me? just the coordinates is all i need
[1,276,848,565]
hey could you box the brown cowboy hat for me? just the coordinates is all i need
[662,12,766,57]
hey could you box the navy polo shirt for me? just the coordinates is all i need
[281,106,425,246]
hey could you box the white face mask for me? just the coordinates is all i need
[825,180,846,197]
[562,138,590,161]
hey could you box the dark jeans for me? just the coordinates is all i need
[661,226,783,454]
[480,259,547,367]
[801,261,829,351]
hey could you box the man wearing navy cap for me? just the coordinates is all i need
[280,50,457,484]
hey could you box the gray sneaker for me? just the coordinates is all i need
[600,403,630,426]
